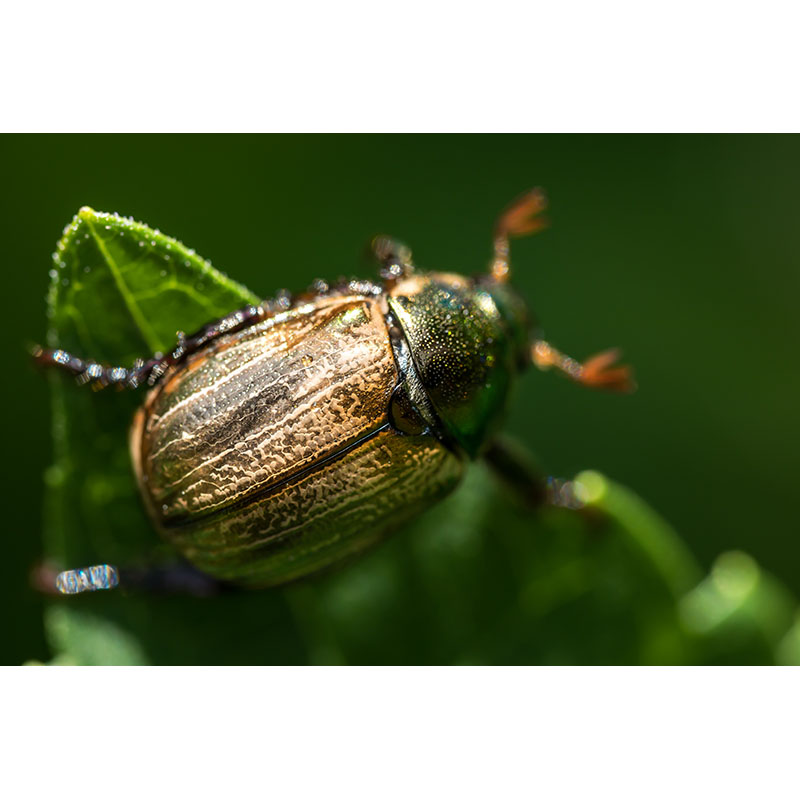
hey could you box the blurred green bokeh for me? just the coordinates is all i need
[2,134,798,664]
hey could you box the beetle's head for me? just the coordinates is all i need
[387,272,532,458]
[384,188,640,456]
[384,188,633,455]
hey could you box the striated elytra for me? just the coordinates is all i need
[37,191,634,590]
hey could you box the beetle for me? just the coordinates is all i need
[35,190,633,590]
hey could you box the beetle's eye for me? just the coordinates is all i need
[389,383,428,436]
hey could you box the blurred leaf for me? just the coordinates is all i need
[287,465,699,665]
[776,613,800,666]
[573,471,702,596]
[44,606,148,666]
[39,208,800,665]
[679,552,797,664]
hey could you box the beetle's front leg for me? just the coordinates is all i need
[484,436,583,510]
[531,340,636,393]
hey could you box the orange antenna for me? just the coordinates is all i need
[490,188,549,283]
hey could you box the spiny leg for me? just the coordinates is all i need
[147,302,270,385]
[33,345,163,390]
[32,301,269,390]
[531,340,636,393]
[490,188,549,283]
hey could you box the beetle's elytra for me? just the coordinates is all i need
[37,191,634,589]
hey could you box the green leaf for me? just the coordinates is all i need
[776,613,800,666]
[39,208,800,665]
[679,551,798,664]
[49,207,259,360]
[44,209,308,665]
[43,606,148,666]
[45,209,259,567]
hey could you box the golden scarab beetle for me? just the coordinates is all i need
[36,190,633,592]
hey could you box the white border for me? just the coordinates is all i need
[2,2,798,796]
[1,3,798,132]
[2,667,797,798]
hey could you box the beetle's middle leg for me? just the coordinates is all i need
[484,436,582,511]
[367,234,414,286]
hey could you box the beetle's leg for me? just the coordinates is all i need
[368,234,414,287]
[32,302,269,389]
[33,561,234,597]
[484,437,582,510]
[491,188,549,282]
[117,563,235,596]
[531,340,636,393]
[31,345,159,390]
[145,302,269,384]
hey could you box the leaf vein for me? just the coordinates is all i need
[82,214,162,353]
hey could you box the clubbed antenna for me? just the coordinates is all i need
[491,188,549,282]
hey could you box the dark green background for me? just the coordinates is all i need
[2,135,798,664]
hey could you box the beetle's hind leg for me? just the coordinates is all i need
[145,302,269,384]
[31,345,158,390]
[32,302,270,390]
[33,560,236,597]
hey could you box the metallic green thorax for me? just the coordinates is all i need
[388,272,531,458]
